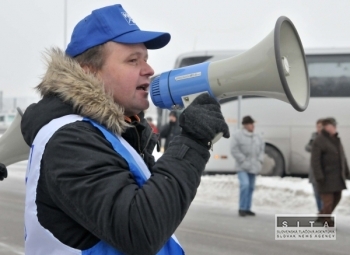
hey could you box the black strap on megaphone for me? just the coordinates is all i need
[0,163,8,181]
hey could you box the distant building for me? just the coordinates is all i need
[0,95,39,133]
[0,111,17,133]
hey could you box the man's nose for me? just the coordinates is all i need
[142,61,154,77]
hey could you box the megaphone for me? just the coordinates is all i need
[0,107,30,167]
[150,16,310,111]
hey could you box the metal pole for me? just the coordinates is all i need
[13,97,17,110]
[237,96,242,129]
[0,91,2,112]
[63,0,68,48]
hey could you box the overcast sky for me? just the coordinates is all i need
[1,0,350,99]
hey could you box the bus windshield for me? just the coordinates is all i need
[307,54,350,97]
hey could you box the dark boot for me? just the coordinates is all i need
[239,210,246,217]
[245,210,256,216]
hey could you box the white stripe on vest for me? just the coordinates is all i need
[25,114,83,255]
[24,115,183,255]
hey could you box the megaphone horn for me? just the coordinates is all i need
[0,107,30,167]
[150,16,310,112]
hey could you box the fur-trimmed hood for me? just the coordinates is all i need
[36,48,129,135]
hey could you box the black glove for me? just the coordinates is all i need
[179,93,230,148]
[0,163,8,181]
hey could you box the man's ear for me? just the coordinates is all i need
[81,65,97,75]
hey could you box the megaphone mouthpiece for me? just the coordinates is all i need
[151,61,216,108]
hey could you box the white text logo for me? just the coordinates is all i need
[121,12,136,25]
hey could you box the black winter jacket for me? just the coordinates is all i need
[21,49,210,255]
[311,130,350,193]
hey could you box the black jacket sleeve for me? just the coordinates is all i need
[0,163,7,181]
[41,121,210,255]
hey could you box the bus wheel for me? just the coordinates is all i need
[262,145,285,177]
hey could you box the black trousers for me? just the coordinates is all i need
[320,191,342,215]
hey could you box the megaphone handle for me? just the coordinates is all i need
[212,132,223,144]
[181,91,209,109]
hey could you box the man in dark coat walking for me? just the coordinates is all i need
[311,118,350,225]
[160,111,181,151]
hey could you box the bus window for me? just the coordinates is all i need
[6,114,15,123]
[307,54,350,97]
[178,56,213,67]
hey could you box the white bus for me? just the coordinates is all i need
[155,48,350,176]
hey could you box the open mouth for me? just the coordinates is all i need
[136,85,148,91]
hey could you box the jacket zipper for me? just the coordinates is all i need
[131,126,142,157]
[131,124,155,159]
[141,131,153,156]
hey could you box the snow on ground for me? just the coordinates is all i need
[7,161,350,216]
[152,149,350,216]
[195,174,350,216]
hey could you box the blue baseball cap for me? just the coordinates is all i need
[66,4,171,57]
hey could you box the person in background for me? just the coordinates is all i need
[305,118,323,213]
[146,116,159,134]
[231,116,265,217]
[160,111,181,151]
[311,118,350,226]
[0,163,7,181]
[21,4,229,254]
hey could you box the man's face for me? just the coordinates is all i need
[169,115,177,123]
[244,123,254,133]
[324,124,337,135]
[97,42,154,116]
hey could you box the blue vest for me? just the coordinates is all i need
[24,115,184,255]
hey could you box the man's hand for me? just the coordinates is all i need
[179,93,229,148]
[0,163,8,181]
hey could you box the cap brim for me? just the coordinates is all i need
[112,30,171,49]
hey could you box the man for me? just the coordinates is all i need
[160,111,181,151]
[231,116,265,217]
[21,4,229,255]
[305,119,323,213]
[311,118,350,226]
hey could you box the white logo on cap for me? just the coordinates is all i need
[121,12,136,25]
